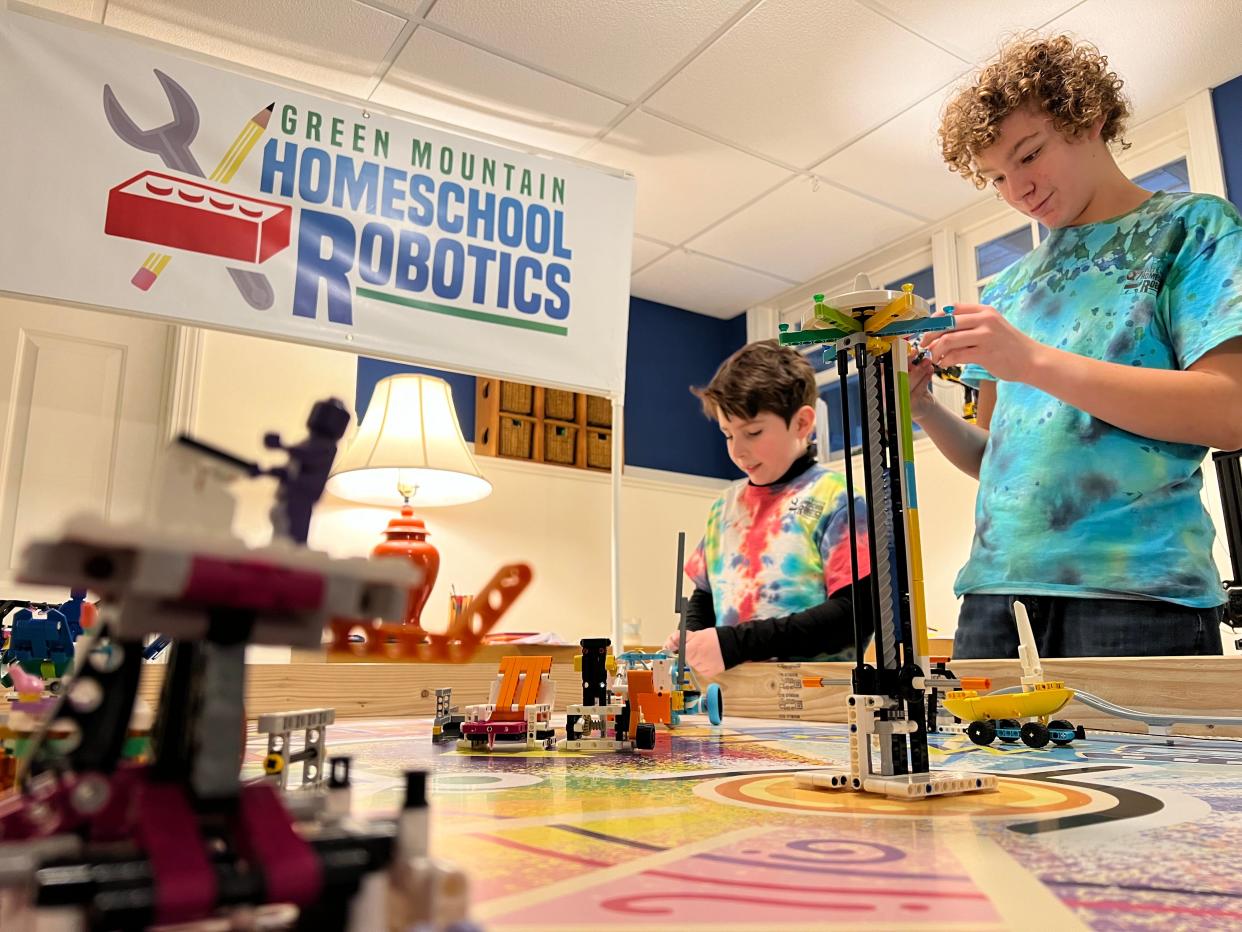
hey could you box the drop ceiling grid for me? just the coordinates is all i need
[24,0,1242,317]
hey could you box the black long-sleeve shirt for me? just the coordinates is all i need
[685,579,874,668]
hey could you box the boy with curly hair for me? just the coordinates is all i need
[915,34,1242,658]
[662,340,873,678]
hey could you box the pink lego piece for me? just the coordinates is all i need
[235,782,324,908]
[136,780,217,924]
[8,664,44,695]
[182,557,325,613]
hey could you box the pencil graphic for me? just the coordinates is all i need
[132,102,274,292]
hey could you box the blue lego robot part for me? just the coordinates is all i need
[3,607,74,683]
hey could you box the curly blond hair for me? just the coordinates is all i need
[940,34,1131,188]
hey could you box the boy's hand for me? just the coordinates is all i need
[920,304,1043,383]
[683,629,725,679]
[662,629,681,653]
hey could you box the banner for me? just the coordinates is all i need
[0,10,635,396]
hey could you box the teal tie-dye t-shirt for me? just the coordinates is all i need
[958,191,1242,607]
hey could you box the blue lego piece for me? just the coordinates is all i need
[871,314,956,338]
[59,590,89,640]
[143,635,172,661]
[704,682,724,726]
[4,607,74,678]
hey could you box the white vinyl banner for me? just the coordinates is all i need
[0,10,635,396]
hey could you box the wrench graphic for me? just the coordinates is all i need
[103,69,275,310]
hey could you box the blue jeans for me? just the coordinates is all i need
[954,594,1224,659]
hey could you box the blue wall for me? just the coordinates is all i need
[356,358,477,434]
[1213,73,1242,210]
[624,298,747,480]
[355,298,747,480]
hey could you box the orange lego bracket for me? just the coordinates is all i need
[327,563,533,663]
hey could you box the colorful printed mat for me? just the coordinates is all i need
[245,716,1242,930]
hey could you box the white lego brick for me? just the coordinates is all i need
[257,708,336,733]
[795,771,852,790]
[536,675,555,707]
[861,772,997,799]
[874,720,919,736]
[651,659,673,693]
[18,514,418,627]
[462,704,494,722]
[558,738,634,751]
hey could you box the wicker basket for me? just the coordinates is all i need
[499,417,534,459]
[544,422,578,465]
[585,395,612,427]
[586,430,611,470]
[543,389,577,421]
[499,381,534,415]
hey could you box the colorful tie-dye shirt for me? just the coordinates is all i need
[959,191,1242,607]
[685,462,871,627]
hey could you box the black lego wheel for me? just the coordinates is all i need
[966,720,996,746]
[996,718,1021,743]
[1020,721,1051,749]
[1048,719,1077,746]
[635,722,656,750]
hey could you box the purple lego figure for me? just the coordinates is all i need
[261,398,351,545]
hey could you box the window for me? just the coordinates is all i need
[818,372,863,460]
[884,265,936,311]
[1134,157,1190,193]
[974,226,1034,283]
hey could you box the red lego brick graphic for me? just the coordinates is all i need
[105,170,291,264]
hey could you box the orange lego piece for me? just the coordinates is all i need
[328,563,531,663]
[958,677,992,691]
[490,656,552,722]
[637,692,673,728]
[624,669,675,735]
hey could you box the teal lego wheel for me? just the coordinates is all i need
[704,683,723,725]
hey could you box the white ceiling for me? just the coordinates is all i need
[28,0,1242,318]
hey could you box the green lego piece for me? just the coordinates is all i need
[778,326,850,347]
[812,298,861,333]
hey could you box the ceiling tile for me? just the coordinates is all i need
[104,0,407,99]
[424,0,754,100]
[632,236,673,273]
[860,0,1084,62]
[631,250,792,318]
[688,175,923,283]
[815,93,992,224]
[1046,0,1242,125]
[645,0,966,167]
[580,110,791,244]
[372,27,624,155]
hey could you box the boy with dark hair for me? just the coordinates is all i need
[663,339,873,677]
[915,34,1242,658]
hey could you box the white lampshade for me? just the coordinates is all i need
[326,374,492,507]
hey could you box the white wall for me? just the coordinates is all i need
[187,326,1242,652]
[190,328,723,647]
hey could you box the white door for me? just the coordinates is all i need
[0,294,175,599]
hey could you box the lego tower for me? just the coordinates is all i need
[780,276,996,799]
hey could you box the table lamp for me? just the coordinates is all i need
[325,374,492,632]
